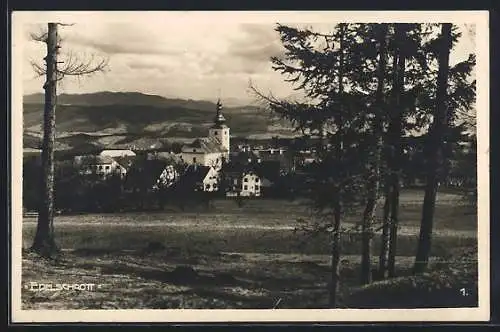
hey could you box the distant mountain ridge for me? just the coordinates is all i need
[23,91,259,113]
[22,91,296,151]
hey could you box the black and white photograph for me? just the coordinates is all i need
[10,11,489,322]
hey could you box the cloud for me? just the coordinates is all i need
[63,23,184,56]
[208,24,283,75]
[20,19,477,104]
[230,24,284,61]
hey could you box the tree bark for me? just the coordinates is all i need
[31,23,59,257]
[387,172,400,277]
[387,24,407,277]
[329,23,346,308]
[361,24,388,285]
[378,182,392,278]
[414,23,452,274]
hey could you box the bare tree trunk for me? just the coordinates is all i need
[330,198,342,307]
[31,23,59,257]
[329,24,346,308]
[387,173,400,277]
[387,24,407,277]
[379,24,402,279]
[378,183,392,278]
[361,24,388,285]
[414,23,452,274]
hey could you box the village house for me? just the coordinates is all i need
[74,155,128,178]
[124,159,180,192]
[112,155,136,173]
[240,170,261,197]
[223,162,262,197]
[178,164,220,193]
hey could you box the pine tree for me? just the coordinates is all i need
[252,23,388,306]
[360,23,389,285]
[414,23,476,273]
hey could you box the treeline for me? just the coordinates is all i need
[22,158,296,214]
[23,160,216,213]
[252,23,477,307]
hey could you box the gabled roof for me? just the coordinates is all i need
[182,137,227,153]
[183,164,211,182]
[79,155,115,166]
[176,165,212,189]
[100,149,136,157]
[112,155,136,170]
[124,159,169,189]
[155,153,183,165]
[222,161,260,177]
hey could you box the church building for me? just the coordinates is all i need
[180,99,230,170]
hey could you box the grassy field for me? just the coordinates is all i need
[21,189,478,309]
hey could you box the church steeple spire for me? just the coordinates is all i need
[214,98,226,126]
[209,96,230,156]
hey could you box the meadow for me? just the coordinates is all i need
[21,189,478,309]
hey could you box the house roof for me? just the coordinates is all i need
[155,153,184,164]
[175,165,212,189]
[124,159,169,189]
[100,149,136,157]
[113,155,136,170]
[79,155,115,166]
[183,164,211,182]
[222,161,260,177]
[182,137,227,153]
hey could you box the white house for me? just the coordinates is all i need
[224,166,262,197]
[99,149,136,158]
[180,165,220,192]
[240,171,261,197]
[74,155,127,178]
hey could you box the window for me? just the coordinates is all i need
[243,185,248,190]
[206,183,211,190]
[193,157,197,163]
[214,131,218,135]
[255,185,260,191]
[243,177,248,182]
[255,178,260,183]
[99,165,103,170]
[193,149,196,152]
[105,166,110,170]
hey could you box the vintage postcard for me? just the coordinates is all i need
[10,10,490,322]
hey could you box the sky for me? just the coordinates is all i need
[18,12,478,106]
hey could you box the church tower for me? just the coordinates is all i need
[208,99,230,156]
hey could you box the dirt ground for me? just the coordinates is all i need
[20,193,478,309]
[21,246,477,309]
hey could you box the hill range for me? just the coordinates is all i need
[23,92,296,151]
